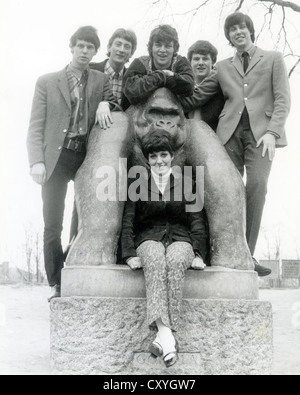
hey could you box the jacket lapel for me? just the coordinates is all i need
[231,48,264,77]
[164,173,181,196]
[245,48,264,75]
[58,68,71,110]
[87,69,95,105]
[231,54,244,77]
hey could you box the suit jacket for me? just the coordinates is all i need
[27,67,114,182]
[180,47,291,147]
[89,59,127,74]
[90,59,108,73]
[121,173,208,261]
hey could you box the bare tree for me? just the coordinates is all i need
[295,239,300,260]
[33,232,44,283]
[24,227,33,283]
[260,226,282,260]
[273,226,282,260]
[24,225,44,283]
[261,227,274,260]
[151,0,300,75]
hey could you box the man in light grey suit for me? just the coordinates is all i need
[27,26,116,300]
[180,12,291,276]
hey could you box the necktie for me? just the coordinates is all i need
[242,52,249,73]
[241,52,250,130]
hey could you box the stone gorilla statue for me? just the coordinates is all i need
[66,88,254,271]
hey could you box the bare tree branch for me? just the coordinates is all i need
[258,0,300,12]
[236,0,246,11]
[289,58,300,77]
[163,0,212,17]
[150,0,300,75]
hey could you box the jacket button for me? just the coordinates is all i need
[58,146,62,150]
[63,129,67,133]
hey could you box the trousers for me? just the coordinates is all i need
[137,240,195,332]
[42,148,85,286]
[225,119,273,255]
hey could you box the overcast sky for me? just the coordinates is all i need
[0,0,300,267]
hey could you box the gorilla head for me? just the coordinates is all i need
[128,88,188,167]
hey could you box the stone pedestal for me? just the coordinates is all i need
[61,265,259,300]
[50,266,273,375]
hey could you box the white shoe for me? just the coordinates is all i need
[157,331,178,368]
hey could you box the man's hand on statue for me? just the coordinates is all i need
[163,70,175,77]
[191,256,206,271]
[257,133,276,161]
[127,257,143,271]
[96,102,113,130]
[30,163,46,185]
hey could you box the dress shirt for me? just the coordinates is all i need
[105,61,125,105]
[66,64,89,140]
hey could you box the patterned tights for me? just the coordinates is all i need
[136,241,195,332]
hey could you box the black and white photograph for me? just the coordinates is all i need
[0,0,300,377]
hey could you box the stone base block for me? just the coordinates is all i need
[61,265,259,300]
[51,297,273,375]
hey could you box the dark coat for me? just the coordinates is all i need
[89,59,128,74]
[121,172,208,261]
[89,59,108,72]
[121,55,194,111]
[197,88,225,132]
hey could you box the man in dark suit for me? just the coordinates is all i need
[179,13,291,276]
[90,28,137,106]
[27,26,117,300]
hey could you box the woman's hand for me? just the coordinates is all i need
[127,257,143,271]
[191,256,206,271]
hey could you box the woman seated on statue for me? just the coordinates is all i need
[121,131,207,368]
[121,24,194,111]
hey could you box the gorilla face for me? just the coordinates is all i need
[131,88,188,151]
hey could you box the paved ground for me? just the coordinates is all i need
[0,284,299,375]
[260,288,300,375]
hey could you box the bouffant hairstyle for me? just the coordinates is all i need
[224,12,255,46]
[70,26,101,51]
[107,28,138,57]
[187,40,218,65]
[147,25,180,57]
[141,130,175,159]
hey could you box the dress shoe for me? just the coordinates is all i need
[48,285,61,302]
[253,258,272,277]
[150,334,179,368]
[163,351,178,368]
[149,340,163,359]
